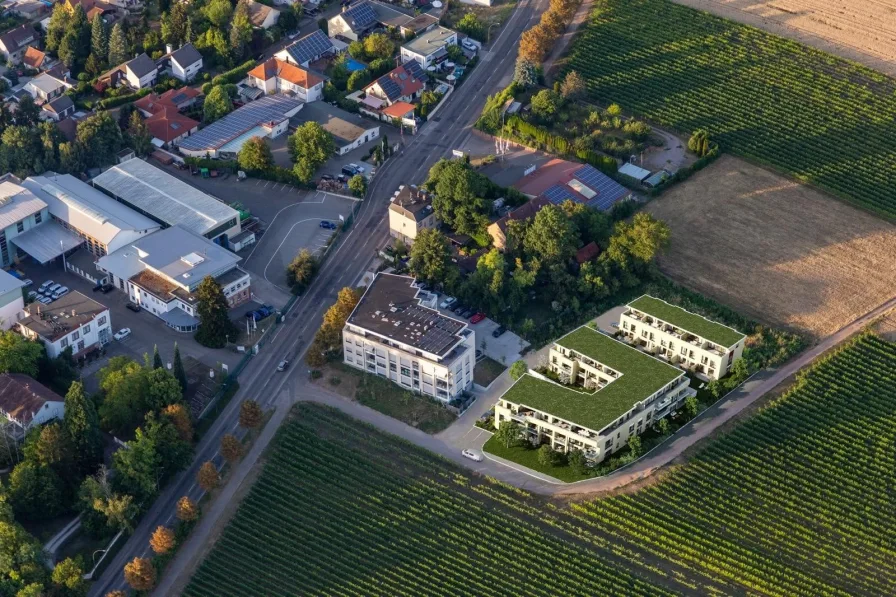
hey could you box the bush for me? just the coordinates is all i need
[211,59,257,86]
[96,88,152,110]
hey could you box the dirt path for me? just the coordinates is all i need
[543,0,595,78]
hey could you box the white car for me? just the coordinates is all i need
[113,328,131,341]
[52,286,69,299]
[349,163,365,173]
[439,296,457,309]
[27,291,37,300]
[38,296,52,305]
[462,449,483,462]
[39,280,54,292]
[21,279,32,287]
[47,283,61,294]
[462,39,478,51]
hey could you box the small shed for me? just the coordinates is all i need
[618,162,651,182]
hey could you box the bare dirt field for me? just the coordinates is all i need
[875,313,896,341]
[670,0,896,77]
[644,155,896,339]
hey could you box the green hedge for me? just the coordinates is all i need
[212,59,257,86]
[184,157,238,171]
[96,88,151,110]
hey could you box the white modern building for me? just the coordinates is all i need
[91,158,241,245]
[0,374,65,441]
[0,180,63,268]
[494,325,694,464]
[342,273,474,402]
[164,43,203,82]
[0,270,25,330]
[123,53,158,89]
[17,291,112,358]
[97,225,251,332]
[400,26,457,68]
[618,295,746,381]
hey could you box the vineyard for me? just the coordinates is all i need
[185,333,896,596]
[563,0,896,220]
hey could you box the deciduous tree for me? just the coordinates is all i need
[149,525,175,554]
[52,557,87,596]
[306,287,362,366]
[77,112,123,168]
[229,0,253,59]
[348,173,367,197]
[288,121,334,181]
[124,557,156,591]
[362,32,393,60]
[530,89,562,121]
[524,204,578,265]
[559,70,585,100]
[175,496,199,522]
[0,331,42,377]
[495,421,520,449]
[220,433,242,463]
[408,229,455,287]
[509,360,528,380]
[518,24,551,63]
[237,137,274,173]
[127,111,152,157]
[537,443,557,466]
[513,58,538,88]
[238,400,262,430]
[162,403,193,443]
[196,461,219,492]
[203,0,233,28]
[203,85,233,123]
[286,249,318,293]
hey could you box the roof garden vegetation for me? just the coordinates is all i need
[628,295,745,347]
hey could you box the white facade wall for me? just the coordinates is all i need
[0,288,23,330]
[127,68,158,89]
[172,57,202,82]
[328,16,357,41]
[26,309,112,359]
[335,125,379,155]
[27,400,65,428]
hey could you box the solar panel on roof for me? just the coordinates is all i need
[542,184,576,205]
[573,165,630,212]
[375,74,402,101]
[285,30,334,66]
[179,95,303,151]
[403,60,427,81]
[343,1,377,30]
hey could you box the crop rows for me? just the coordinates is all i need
[565,0,896,220]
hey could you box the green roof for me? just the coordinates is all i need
[628,295,745,348]
[501,327,683,433]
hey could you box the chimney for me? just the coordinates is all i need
[166,43,174,55]
[71,309,76,316]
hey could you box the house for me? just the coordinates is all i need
[96,226,251,331]
[364,60,427,106]
[163,43,203,83]
[144,106,199,146]
[176,94,303,159]
[618,295,746,381]
[328,0,412,41]
[293,101,379,155]
[23,72,73,103]
[275,30,338,68]
[514,158,631,212]
[494,325,695,464]
[400,26,457,68]
[378,101,416,128]
[342,273,475,402]
[134,86,201,115]
[4,0,50,21]
[247,58,324,102]
[0,270,25,330]
[399,13,438,37]
[56,117,78,142]
[246,0,280,29]
[388,184,438,245]
[575,241,600,264]
[18,291,112,358]
[40,95,76,121]
[91,158,242,244]
[0,25,38,64]
[487,196,550,250]
[21,173,161,257]
[22,46,53,71]
[123,53,158,89]
[0,374,65,440]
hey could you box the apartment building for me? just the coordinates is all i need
[388,184,438,245]
[342,273,474,402]
[494,326,694,464]
[618,295,745,381]
[17,292,112,358]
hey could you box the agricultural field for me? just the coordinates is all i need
[643,156,896,339]
[563,0,896,220]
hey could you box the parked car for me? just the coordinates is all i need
[341,165,359,177]
[101,284,115,294]
[462,39,478,51]
[452,304,466,315]
[348,163,365,173]
[461,308,474,319]
[21,279,32,287]
[113,328,131,341]
[51,287,69,300]
[246,305,275,321]
[47,283,61,294]
[470,312,486,324]
[475,349,483,359]
[39,280,54,292]
[319,220,337,229]
[277,359,289,372]
[439,296,456,309]
[462,449,483,462]
[492,326,507,338]
[38,296,52,305]
[27,291,37,300]
[126,303,141,313]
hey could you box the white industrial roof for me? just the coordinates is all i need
[0,269,25,296]
[91,159,239,237]
[0,181,46,230]
[9,220,83,263]
[22,173,161,247]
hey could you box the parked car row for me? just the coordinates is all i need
[245,304,275,322]
[29,280,70,305]
[340,163,366,177]
[92,283,115,294]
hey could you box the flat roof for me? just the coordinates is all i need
[402,26,455,57]
[627,295,745,348]
[9,220,83,263]
[0,269,25,295]
[91,159,239,236]
[293,101,377,147]
[19,291,107,342]
[346,273,466,358]
[178,94,303,153]
[501,326,683,433]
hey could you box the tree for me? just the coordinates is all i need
[348,174,367,197]
[604,212,670,270]
[229,0,252,59]
[530,89,562,121]
[62,6,91,69]
[362,32,393,60]
[77,112,123,168]
[127,111,152,157]
[175,496,199,522]
[113,415,191,502]
[537,444,557,467]
[346,69,370,92]
[171,343,188,395]
[124,557,156,591]
[509,360,528,380]
[8,460,65,519]
[549,0,577,19]
[513,58,539,88]
[540,8,566,36]
[59,141,86,175]
[237,137,274,172]
[46,4,70,52]
[238,400,262,430]
[567,449,588,476]
[0,332,42,377]
[14,95,40,129]
[91,13,108,63]
[151,345,163,370]
[203,85,233,123]
[560,70,585,100]
[655,417,671,436]
[162,403,192,443]
[196,461,219,492]
[145,367,183,412]
[106,592,127,597]
[149,525,175,555]
[288,121,334,180]
[683,395,699,420]
[627,434,643,458]
[688,129,712,157]
[307,287,362,366]
[203,0,233,28]
[286,249,318,292]
[495,421,521,449]
[409,229,455,287]
[456,12,483,40]
[347,40,365,59]
[524,204,578,265]
[518,24,551,63]
[195,276,238,348]
[427,159,492,235]
[52,557,87,596]
[220,433,242,463]
[107,23,127,66]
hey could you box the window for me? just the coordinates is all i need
[84,325,90,334]
[60,338,69,348]
[71,331,80,341]
[15,222,23,233]
[34,212,41,224]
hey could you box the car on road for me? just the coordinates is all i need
[462,449,483,462]
[21,279,32,287]
[113,328,131,341]
[277,359,289,372]
[492,326,507,338]
[470,312,486,324]
[439,296,456,309]
[319,220,337,229]
[126,303,141,313]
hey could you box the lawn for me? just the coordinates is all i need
[473,356,505,387]
[483,434,589,482]
[565,0,896,220]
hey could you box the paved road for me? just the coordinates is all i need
[90,0,551,593]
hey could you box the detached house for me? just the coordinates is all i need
[18,292,112,358]
[22,46,54,71]
[0,374,65,441]
[275,29,338,68]
[246,0,280,29]
[41,95,76,121]
[364,60,427,106]
[101,53,158,90]
[24,72,73,103]
[400,26,457,68]
[248,58,324,102]
[0,25,38,64]
[388,184,438,245]
[162,43,203,82]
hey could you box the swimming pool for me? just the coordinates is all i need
[345,58,367,72]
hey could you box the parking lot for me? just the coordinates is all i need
[433,299,530,365]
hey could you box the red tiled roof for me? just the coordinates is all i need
[575,241,600,264]
[145,107,199,143]
[159,86,201,104]
[514,158,584,197]
[367,63,425,100]
[248,58,323,89]
[491,196,551,233]
[380,101,415,118]
[22,46,46,69]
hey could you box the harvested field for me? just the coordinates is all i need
[670,0,896,78]
[644,155,896,339]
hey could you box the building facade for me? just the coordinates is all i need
[342,273,474,402]
[0,374,65,440]
[0,270,25,330]
[400,26,457,68]
[0,181,50,268]
[618,295,745,381]
[17,291,112,358]
[494,326,694,463]
[387,184,438,244]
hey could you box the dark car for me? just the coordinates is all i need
[101,284,115,294]
[492,326,507,338]
[319,221,337,230]
[461,308,475,319]
[92,284,103,292]
[341,165,358,177]
[452,304,466,314]
[320,174,335,181]
[126,303,141,313]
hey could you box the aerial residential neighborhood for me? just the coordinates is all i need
[0,0,894,595]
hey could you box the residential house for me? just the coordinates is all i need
[23,72,72,103]
[487,196,550,250]
[4,0,50,21]
[246,0,280,29]
[400,26,457,68]
[41,95,76,121]
[22,46,54,71]
[399,13,438,37]
[342,273,475,402]
[144,106,199,146]
[134,86,201,116]
[618,295,746,381]
[293,100,379,155]
[247,58,324,102]
[494,326,695,464]
[0,25,38,64]
[18,291,112,358]
[575,241,600,265]
[97,226,251,331]
[163,43,203,82]
[328,0,412,41]
[0,270,25,330]
[275,30,338,68]
[514,158,632,212]
[0,374,65,440]
[123,53,158,89]
[388,184,437,245]
[364,60,427,106]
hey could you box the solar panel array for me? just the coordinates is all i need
[285,30,334,66]
[403,60,427,81]
[178,95,303,151]
[542,184,577,205]
[573,164,630,211]
[374,73,402,101]
[343,1,377,30]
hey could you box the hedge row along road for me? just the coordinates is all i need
[564,0,896,220]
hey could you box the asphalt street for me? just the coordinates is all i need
[88,0,551,592]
